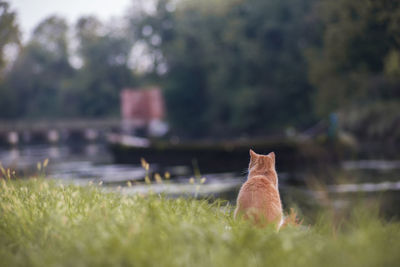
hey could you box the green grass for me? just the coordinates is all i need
[0,178,399,267]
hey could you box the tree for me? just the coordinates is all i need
[308,0,400,116]
[4,16,73,118]
[63,16,136,117]
[0,0,19,72]
[0,0,19,118]
[131,0,317,137]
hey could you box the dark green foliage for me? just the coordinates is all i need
[308,0,400,116]
[4,16,73,118]
[136,0,317,136]
[0,4,136,119]
[0,0,19,118]
[0,0,399,139]
[0,0,19,70]
[62,16,136,117]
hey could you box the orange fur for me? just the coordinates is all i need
[234,150,283,228]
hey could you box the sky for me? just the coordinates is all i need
[11,0,133,41]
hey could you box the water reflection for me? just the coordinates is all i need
[0,144,257,202]
[342,160,400,171]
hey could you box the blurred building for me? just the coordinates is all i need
[120,87,168,137]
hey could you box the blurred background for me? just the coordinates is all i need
[1,0,400,219]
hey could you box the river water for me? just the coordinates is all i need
[1,143,400,219]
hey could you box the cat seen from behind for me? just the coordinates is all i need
[234,149,283,229]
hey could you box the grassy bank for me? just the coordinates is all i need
[1,178,399,267]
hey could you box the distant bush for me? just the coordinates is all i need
[340,101,400,142]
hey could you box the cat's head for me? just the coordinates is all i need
[248,149,277,183]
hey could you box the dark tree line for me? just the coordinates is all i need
[1,13,136,119]
[1,0,399,140]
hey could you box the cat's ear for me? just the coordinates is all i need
[250,149,258,159]
[249,149,258,169]
[268,152,275,165]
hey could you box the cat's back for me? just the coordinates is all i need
[238,175,280,205]
[235,175,282,222]
[241,175,271,190]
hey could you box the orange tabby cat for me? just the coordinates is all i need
[234,149,283,228]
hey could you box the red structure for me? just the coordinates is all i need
[120,87,167,135]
